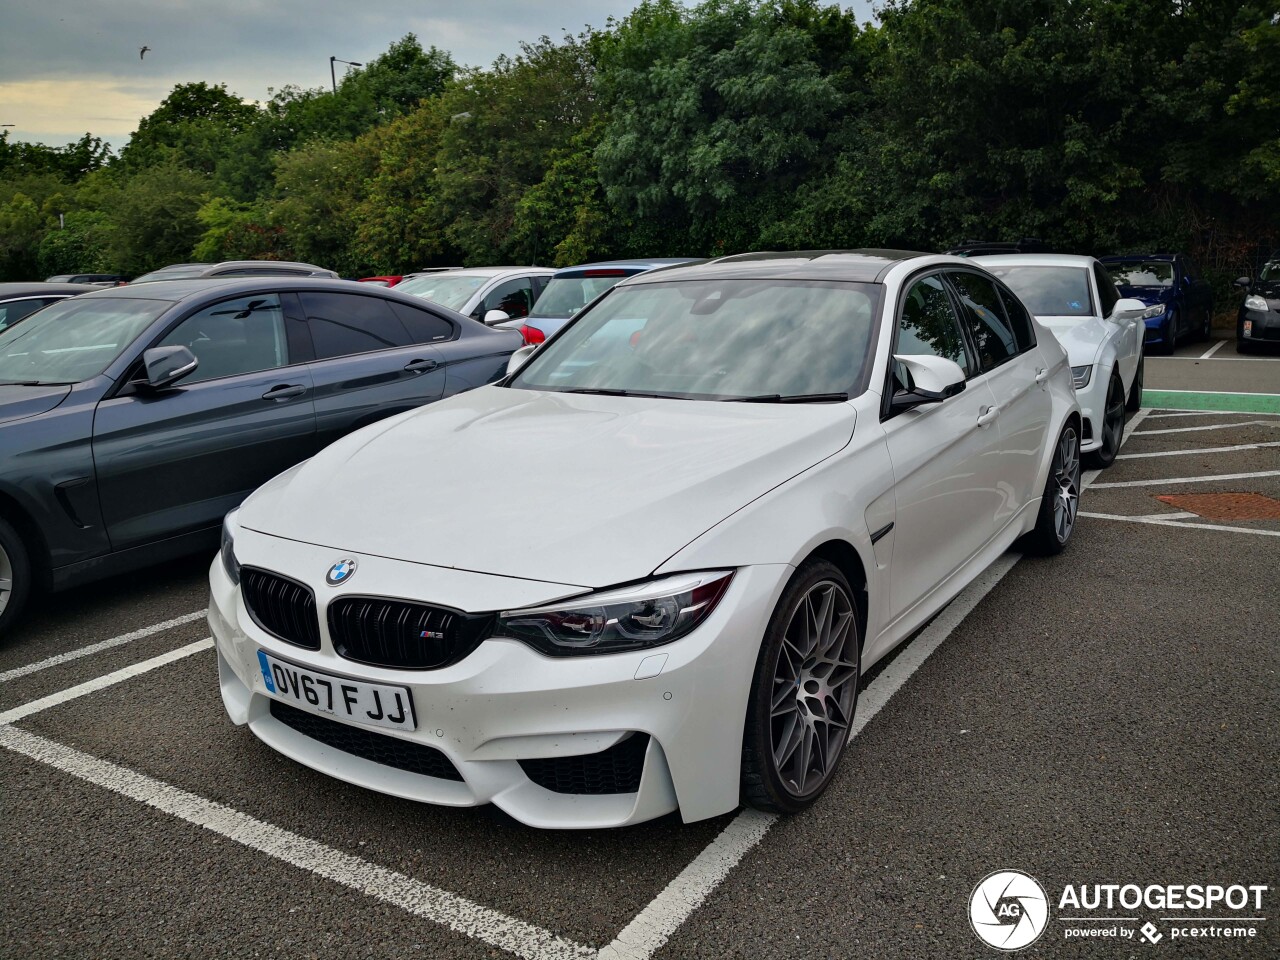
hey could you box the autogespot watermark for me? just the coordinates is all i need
[969,872,1270,950]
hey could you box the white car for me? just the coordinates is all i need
[210,251,1081,828]
[979,254,1146,466]
[395,267,555,325]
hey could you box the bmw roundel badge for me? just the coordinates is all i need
[326,558,358,586]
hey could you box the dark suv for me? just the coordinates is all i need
[0,278,521,633]
[1099,253,1214,352]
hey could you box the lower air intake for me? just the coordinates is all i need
[519,733,650,795]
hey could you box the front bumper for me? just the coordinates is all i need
[1143,312,1172,346]
[209,528,791,828]
[1239,310,1279,342]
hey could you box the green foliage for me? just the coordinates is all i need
[102,162,209,275]
[193,198,285,262]
[36,211,115,275]
[119,82,261,174]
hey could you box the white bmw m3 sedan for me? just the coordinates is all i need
[209,250,1082,828]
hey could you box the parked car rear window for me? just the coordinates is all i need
[1106,261,1174,288]
[529,275,632,318]
[396,273,488,312]
[0,297,168,384]
[985,266,1095,317]
[300,292,410,359]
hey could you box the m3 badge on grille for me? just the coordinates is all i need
[326,558,358,586]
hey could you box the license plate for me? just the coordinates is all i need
[257,651,416,732]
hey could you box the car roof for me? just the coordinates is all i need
[974,254,1097,269]
[1099,253,1178,262]
[620,249,945,285]
[69,276,474,306]
[405,266,555,279]
[0,282,91,298]
[550,258,699,277]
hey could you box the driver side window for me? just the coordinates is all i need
[891,276,970,394]
[157,294,288,384]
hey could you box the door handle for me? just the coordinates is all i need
[1034,367,1050,383]
[404,358,439,373]
[262,384,307,401]
[977,404,1000,426]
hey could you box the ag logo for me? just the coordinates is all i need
[969,870,1049,951]
[325,558,358,586]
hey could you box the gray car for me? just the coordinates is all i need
[0,278,521,633]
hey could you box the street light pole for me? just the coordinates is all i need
[329,56,363,93]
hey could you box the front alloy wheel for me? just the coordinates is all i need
[743,560,860,814]
[1087,373,1125,468]
[0,516,32,636]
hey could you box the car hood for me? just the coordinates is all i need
[239,386,856,589]
[1036,316,1110,366]
[1115,288,1172,307]
[0,383,72,426]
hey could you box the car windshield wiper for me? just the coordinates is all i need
[726,392,850,403]
[558,387,685,400]
[0,380,65,387]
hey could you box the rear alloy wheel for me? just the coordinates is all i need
[0,516,33,637]
[1087,373,1126,469]
[1125,354,1144,412]
[1022,423,1082,556]
[742,560,860,814]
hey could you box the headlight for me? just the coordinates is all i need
[220,511,241,586]
[1071,365,1093,389]
[1245,295,1269,312]
[494,570,734,656]
[1141,304,1167,319]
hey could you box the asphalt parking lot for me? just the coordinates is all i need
[1,336,1276,959]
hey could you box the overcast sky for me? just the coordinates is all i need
[2,0,878,153]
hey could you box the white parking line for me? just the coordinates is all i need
[1198,340,1228,360]
[1118,441,1280,459]
[1079,512,1280,538]
[1089,469,1280,490]
[0,610,207,684]
[0,725,594,960]
[1149,355,1279,362]
[0,639,214,725]
[1144,410,1280,420]
[1134,420,1280,436]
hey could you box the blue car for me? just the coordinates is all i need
[1099,253,1214,353]
[499,259,700,344]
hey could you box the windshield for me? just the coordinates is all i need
[529,274,634,318]
[986,266,1094,318]
[510,279,880,401]
[396,273,488,311]
[0,297,169,384]
[1106,261,1175,289]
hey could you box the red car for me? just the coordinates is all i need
[357,276,405,287]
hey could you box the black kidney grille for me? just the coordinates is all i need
[519,734,650,795]
[328,597,490,670]
[270,700,463,781]
[241,567,320,650]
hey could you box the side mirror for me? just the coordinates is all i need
[1114,297,1146,315]
[890,354,966,412]
[141,345,197,389]
[1234,276,1252,289]
[484,309,510,325]
[505,344,538,376]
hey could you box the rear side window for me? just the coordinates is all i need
[0,297,61,332]
[299,292,411,359]
[158,294,288,383]
[388,301,455,343]
[949,271,1018,371]
[479,276,536,321]
[995,287,1037,352]
[894,275,971,380]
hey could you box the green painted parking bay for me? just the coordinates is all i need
[1142,389,1280,414]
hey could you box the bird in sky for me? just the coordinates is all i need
[140,45,150,60]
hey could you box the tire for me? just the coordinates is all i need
[1086,373,1125,469]
[1022,422,1082,556]
[0,516,33,637]
[742,559,860,815]
[1125,353,1144,413]
[1163,311,1178,354]
[1200,308,1212,342]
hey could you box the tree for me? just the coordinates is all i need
[120,82,261,174]
[103,162,209,274]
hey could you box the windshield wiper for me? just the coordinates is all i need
[726,392,850,403]
[0,380,64,387]
[558,387,683,399]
